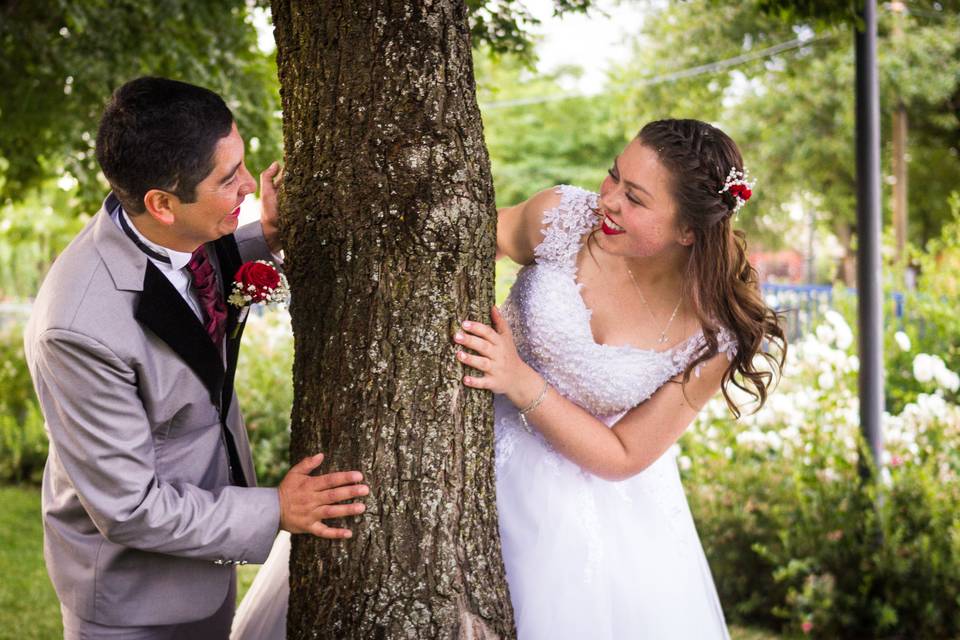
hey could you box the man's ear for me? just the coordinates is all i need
[143,189,177,226]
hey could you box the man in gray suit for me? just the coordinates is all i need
[24,77,368,639]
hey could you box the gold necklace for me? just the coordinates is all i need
[625,261,683,345]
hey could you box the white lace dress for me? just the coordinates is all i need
[494,185,733,639]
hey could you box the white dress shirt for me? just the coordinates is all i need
[110,206,204,322]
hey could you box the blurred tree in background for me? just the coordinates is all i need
[0,0,283,208]
[606,0,960,282]
[477,51,626,205]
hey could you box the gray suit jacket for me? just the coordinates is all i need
[24,193,281,626]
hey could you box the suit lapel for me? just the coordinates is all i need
[211,235,246,418]
[135,262,225,406]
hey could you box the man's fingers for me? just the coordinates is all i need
[310,522,354,539]
[290,452,325,475]
[261,161,280,179]
[315,483,369,504]
[315,502,366,520]
[311,470,365,491]
[260,161,282,196]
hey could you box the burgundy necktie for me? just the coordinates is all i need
[186,247,227,347]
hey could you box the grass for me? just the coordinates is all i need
[0,485,260,640]
[0,486,62,640]
[3,485,780,639]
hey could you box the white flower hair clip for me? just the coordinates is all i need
[718,167,755,216]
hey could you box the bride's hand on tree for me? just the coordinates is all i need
[455,305,544,409]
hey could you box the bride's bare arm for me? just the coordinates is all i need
[495,188,562,265]
[454,307,727,482]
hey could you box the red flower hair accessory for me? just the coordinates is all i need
[718,167,755,216]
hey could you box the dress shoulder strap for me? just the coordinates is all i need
[533,185,599,273]
[670,326,740,378]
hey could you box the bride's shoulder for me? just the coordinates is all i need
[497,186,598,265]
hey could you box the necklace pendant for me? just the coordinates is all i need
[658,334,668,344]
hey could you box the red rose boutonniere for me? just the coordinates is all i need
[227,260,290,336]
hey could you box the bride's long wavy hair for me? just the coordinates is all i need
[636,119,786,417]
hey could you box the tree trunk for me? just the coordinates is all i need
[835,220,857,287]
[271,2,515,639]
[891,3,908,265]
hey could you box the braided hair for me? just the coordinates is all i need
[637,119,786,417]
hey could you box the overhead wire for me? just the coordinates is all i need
[479,34,835,111]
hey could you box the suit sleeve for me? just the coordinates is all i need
[234,221,282,267]
[32,328,281,563]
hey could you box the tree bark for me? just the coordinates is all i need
[271,2,514,638]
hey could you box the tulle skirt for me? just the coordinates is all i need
[230,531,289,640]
[494,395,729,640]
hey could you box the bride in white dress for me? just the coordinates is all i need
[455,119,785,639]
[232,119,785,639]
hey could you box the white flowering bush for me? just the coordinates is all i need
[680,308,960,638]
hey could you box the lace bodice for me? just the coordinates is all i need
[501,185,737,419]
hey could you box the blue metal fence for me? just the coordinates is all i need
[761,283,905,341]
[761,283,834,342]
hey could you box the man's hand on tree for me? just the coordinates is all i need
[278,453,368,539]
[259,160,283,254]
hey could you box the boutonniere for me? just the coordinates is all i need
[227,260,290,336]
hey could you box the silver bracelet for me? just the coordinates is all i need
[518,378,549,431]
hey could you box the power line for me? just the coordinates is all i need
[480,34,834,110]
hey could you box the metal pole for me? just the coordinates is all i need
[855,0,884,465]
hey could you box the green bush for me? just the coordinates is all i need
[680,306,960,638]
[0,322,46,484]
[885,193,960,414]
[235,309,294,487]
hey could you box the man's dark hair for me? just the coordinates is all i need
[95,76,234,214]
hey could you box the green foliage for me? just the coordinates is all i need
[0,0,282,210]
[234,309,294,487]
[476,48,627,206]
[0,322,45,484]
[846,192,960,414]
[681,307,960,637]
[0,181,89,299]
[0,487,62,639]
[751,0,859,26]
[0,0,602,211]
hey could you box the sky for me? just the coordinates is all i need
[523,0,647,94]
[251,1,648,94]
